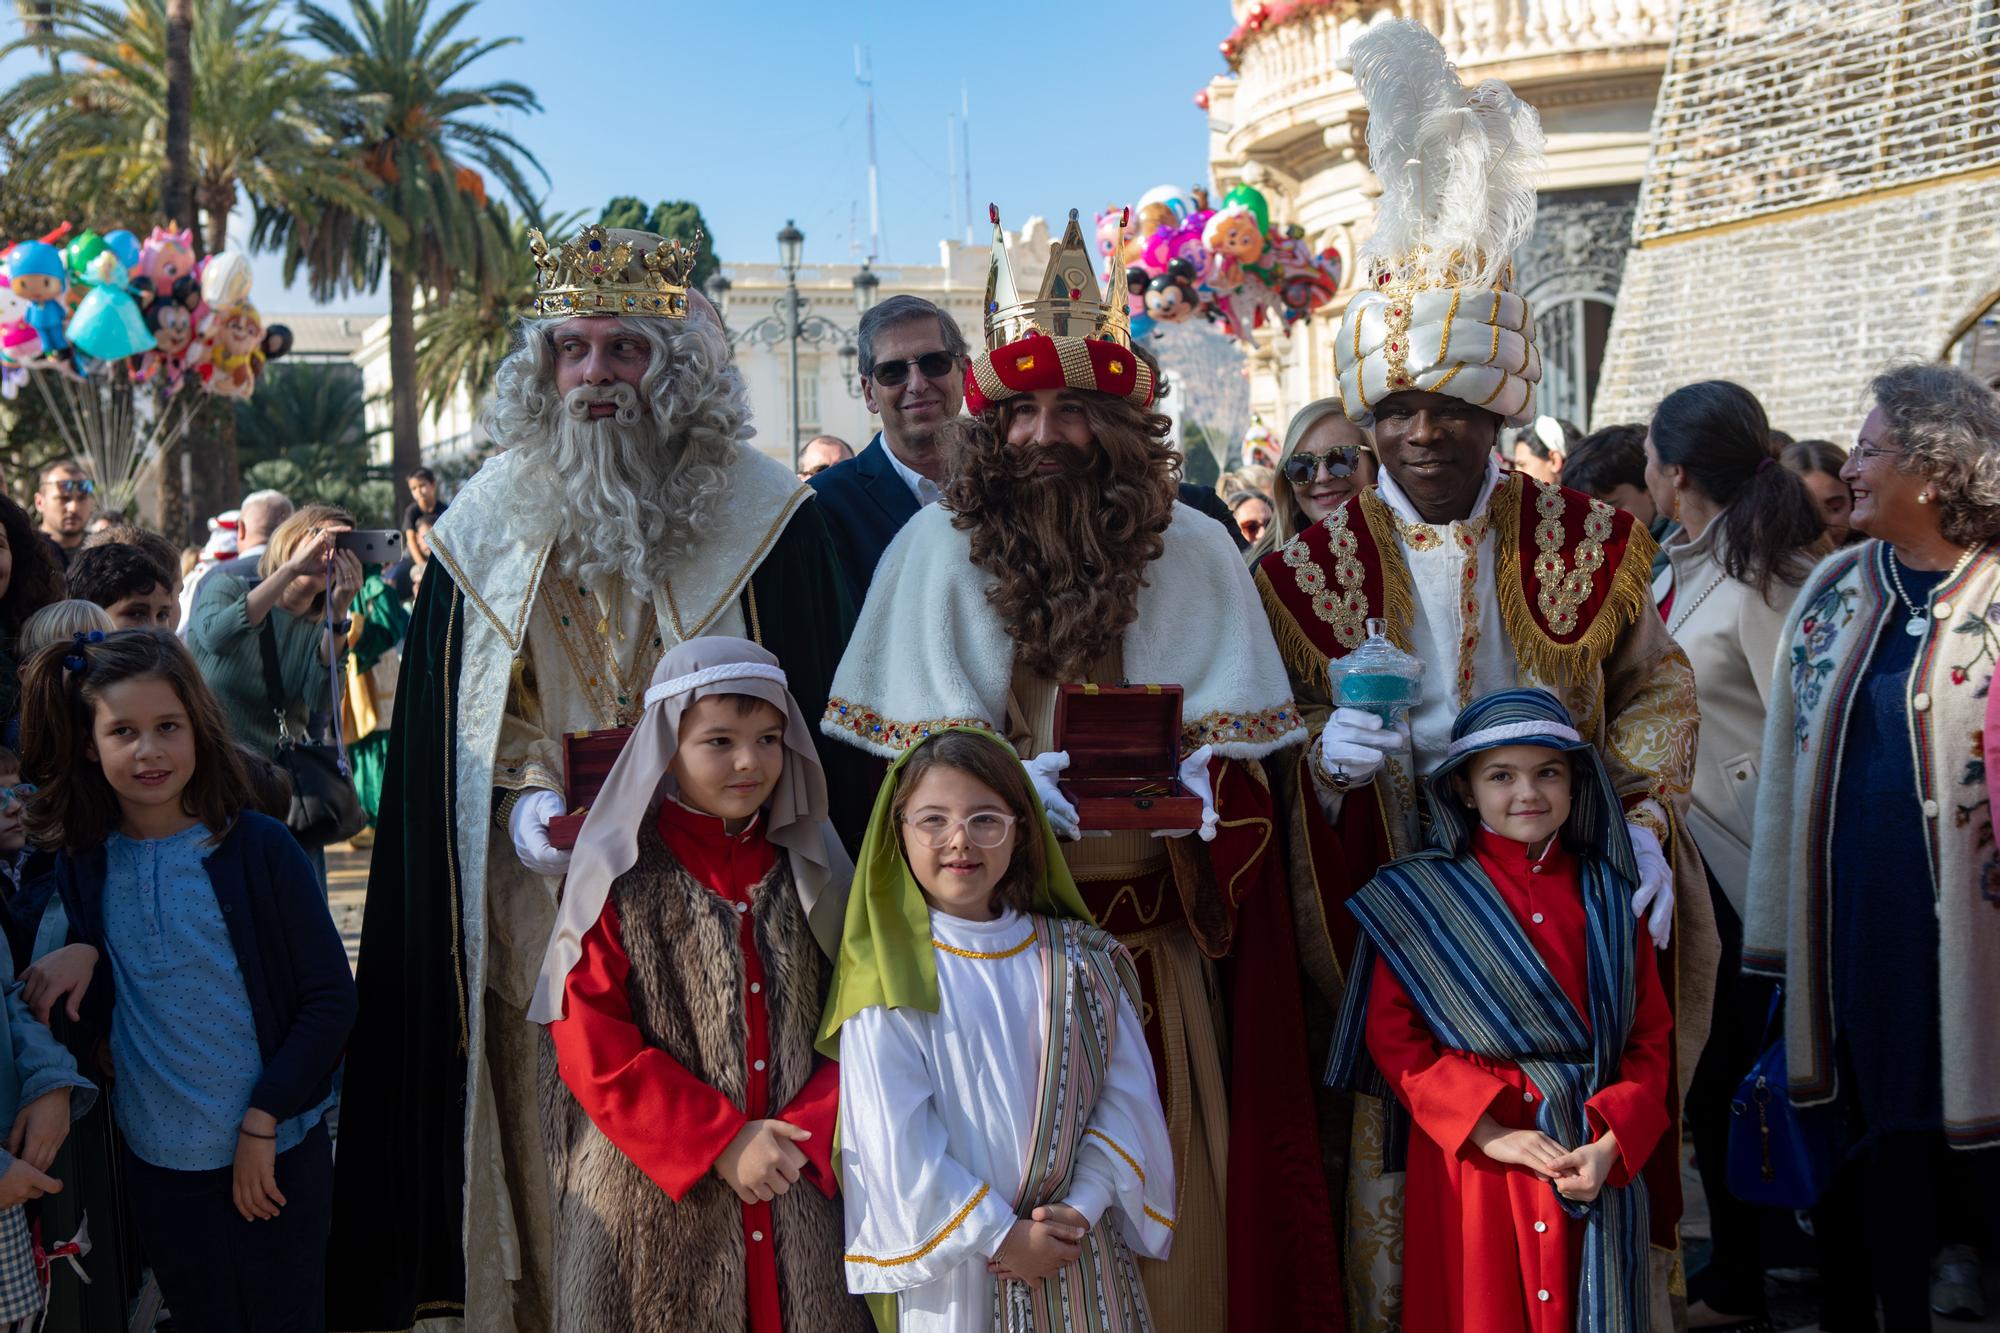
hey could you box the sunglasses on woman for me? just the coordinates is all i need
[1282,447,1366,486]
[871,351,958,388]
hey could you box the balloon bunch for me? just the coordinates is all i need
[1103,183,1343,344]
[0,222,292,397]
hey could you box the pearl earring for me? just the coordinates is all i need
[1919,491,1932,505]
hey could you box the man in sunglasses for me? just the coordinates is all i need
[808,294,968,607]
[32,460,95,568]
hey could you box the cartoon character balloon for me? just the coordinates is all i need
[137,277,203,387]
[137,226,196,307]
[1134,185,1190,242]
[67,246,156,366]
[1096,206,1140,271]
[5,242,70,358]
[1145,259,1202,325]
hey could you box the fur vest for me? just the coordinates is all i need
[539,824,870,1331]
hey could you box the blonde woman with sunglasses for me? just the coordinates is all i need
[1243,398,1376,564]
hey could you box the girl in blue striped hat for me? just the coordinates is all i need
[1327,687,1674,1332]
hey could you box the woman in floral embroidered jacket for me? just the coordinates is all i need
[1745,361,2000,1329]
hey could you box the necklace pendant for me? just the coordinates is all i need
[1906,614,1930,637]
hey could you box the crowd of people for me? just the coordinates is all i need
[0,21,1991,1333]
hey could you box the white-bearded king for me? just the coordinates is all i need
[823,207,1344,1332]
[326,226,869,1333]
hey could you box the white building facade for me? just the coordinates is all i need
[1204,0,1678,433]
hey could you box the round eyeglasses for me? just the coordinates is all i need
[901,811,1019,848]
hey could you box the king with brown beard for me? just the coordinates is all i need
[824,208,1343,1332]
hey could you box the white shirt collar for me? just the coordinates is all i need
[1377,454,1505,527]
[880,435,943,508]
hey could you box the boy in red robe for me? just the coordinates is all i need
[527,638,869,1332]
[1327,688,1674,1332]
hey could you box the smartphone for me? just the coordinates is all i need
[333,529,405,566]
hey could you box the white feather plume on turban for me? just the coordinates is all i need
[1333,19,1547,428]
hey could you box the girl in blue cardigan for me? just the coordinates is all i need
[16,629,356,1333]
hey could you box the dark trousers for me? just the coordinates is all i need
[1684,875,1780,1315]
[1814,1132,1998,1333]
[124,1120,332,1333]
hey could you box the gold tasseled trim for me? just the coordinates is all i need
[1255,564,1331,688]
[1489,480,1658,687]
[1355,491,1419,653]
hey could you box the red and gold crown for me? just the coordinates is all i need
[966,205,1155,415]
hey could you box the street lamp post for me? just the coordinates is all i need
[777,220,805,472]
[707,233,883,459]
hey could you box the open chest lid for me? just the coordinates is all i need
[1052,683,1183,781]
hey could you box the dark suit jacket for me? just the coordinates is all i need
[808,434,923,610]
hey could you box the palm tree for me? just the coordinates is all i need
[279,0,543,479]
[0,0,383,255]
[410,204,576,423]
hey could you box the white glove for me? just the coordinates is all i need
[1317,707,1409,790]
[1024,751,1080,840]
[510,788,572,877]
[1153,744,1219,841]
[1626,821,1673,950]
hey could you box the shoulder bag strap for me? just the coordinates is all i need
[257,617,292,742]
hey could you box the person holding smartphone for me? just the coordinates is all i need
[186,503,363,764]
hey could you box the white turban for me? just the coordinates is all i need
[1334,281,1541,428]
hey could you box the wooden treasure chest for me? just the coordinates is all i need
[1052,683,1204,832]
[546,726,633,851]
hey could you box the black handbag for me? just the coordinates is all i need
[259,618,366,850]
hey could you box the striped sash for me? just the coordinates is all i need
[1326,849,1650,1332]
[992,917,1153,1333]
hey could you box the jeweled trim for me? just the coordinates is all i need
[844,1183,991,1267]
[822,698,999,755]
[1182,702,1305,755]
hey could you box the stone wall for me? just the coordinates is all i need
[1595,174,2000,438]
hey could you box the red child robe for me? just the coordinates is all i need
[549,800,841,1333]
[1363,828,1673,1333]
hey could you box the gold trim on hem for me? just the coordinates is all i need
[844,1183,992,1267]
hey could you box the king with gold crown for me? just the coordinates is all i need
[823,205,1342,1332]
[326,224,870,1333]
[1246,21,1717,1330]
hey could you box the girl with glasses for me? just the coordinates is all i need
[827,729,1174,1332]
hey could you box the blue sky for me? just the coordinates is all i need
[5,0,1232,313]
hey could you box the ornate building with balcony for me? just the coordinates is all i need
[1206,0,1677,433]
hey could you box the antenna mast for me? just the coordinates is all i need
[855,45,882,263]
[960,82,973,245]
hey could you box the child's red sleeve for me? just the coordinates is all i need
[1363,955,1510,1160]
[777,1059,841,1197]
[1584,927,1675,1185]
[549,901,746,1200]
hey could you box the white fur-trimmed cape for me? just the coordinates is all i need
[822,501,1306,760]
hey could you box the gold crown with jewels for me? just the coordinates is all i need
[983,206,1133,352]
[528,224,699,320]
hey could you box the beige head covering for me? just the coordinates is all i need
[528,637,853,1024]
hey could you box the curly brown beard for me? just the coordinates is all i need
[942,393,1180,681]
